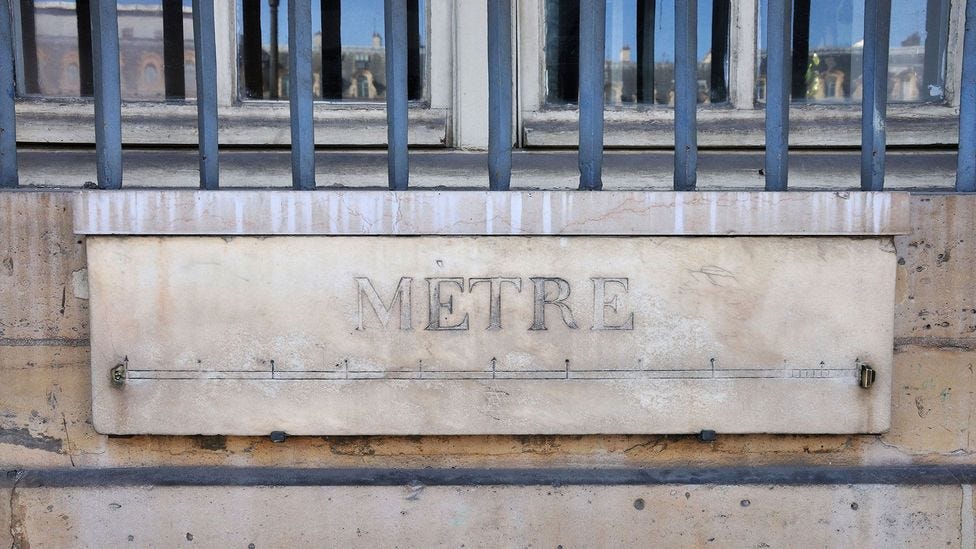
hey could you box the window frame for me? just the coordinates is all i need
[517,0,968,148]
[10,0,455,147]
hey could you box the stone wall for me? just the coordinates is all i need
[1,190,974,546]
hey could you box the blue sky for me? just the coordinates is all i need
[757,0,932,51]
[117,0,930,58]
[604,0,715,62]
[255,0,425,47]
[609,0,931,63]
[115,0,424,47]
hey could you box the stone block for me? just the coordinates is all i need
[86,235,894,435]
[0,346,102,467]
[0,191,88,341]
[883,345,976,454]
[5,484,964,547]
[895,195,976,341]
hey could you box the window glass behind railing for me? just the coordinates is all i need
[13,0,197,100]
[756,0,949,103]
[545,0,731,106]
[236,0,427,102]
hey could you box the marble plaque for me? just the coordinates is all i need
[85,234,896,435]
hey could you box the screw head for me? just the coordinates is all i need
[269,431,287,443]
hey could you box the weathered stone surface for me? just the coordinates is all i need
[73,189,911,236]
[0,320,972,469]
[883,345,976,455]
[7,485,965,547]
[87,235,894,435]
[0,190,972,467]
[0,191,88,341]
[0,346,100,468]
[0,487,11,549]
[895,195,976,342]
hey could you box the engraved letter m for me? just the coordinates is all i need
[355,277,413,331]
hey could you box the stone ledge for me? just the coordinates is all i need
[72,189,911,236]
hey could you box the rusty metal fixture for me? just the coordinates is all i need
[858,363,876,389]
[110,358,128,388]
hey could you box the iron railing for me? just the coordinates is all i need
[0,0,974,192]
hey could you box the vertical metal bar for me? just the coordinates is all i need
[488,0,512,191]
[673,0,697,190]
[791,0,811,100]
[385,0,409,190]
[764,0,791,191]
[861,0,891,191]
[957,0,976,191]
[320,0,342,99]
[162,0,186,99]
[577,0,604,190]
[636,0,655,104]
[0,0,18,187]
[242,0,264,98]
[90,0,123,189]
[269,0,280,99]
[193,0,219,189]
[75,0,94,96]
[289,0,315,189]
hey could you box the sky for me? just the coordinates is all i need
[603,0,715,62]
[607,0,932,63]
[113,0,931,59]
[256,0,426,47]
[757,0,932,51]
[115,0,425,48]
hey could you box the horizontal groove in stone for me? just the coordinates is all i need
[5,465,976,488]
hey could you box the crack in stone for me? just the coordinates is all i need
[59,414,75,468]
[7,470,24,549]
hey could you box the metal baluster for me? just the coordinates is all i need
[764,0,791,191]
[0,0,16,187]
[674,0,697,190]
[289,0,315,189]
[91,0,123,189]
[488,0,512,191]
[192,0,219,189]
[385,0,410,190]
[957,0,976,191]
[578,0,604,190]
[861,0,892,191]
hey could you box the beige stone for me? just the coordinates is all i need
[895,195,976,341]
[73,189,911,236]
[0,487,11,549]
[884,345,976,454]
[87,235,895,435]
[0,345,970,469]
[0,191,88,341]
[0,345,101,468]
[7,485,964,548]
